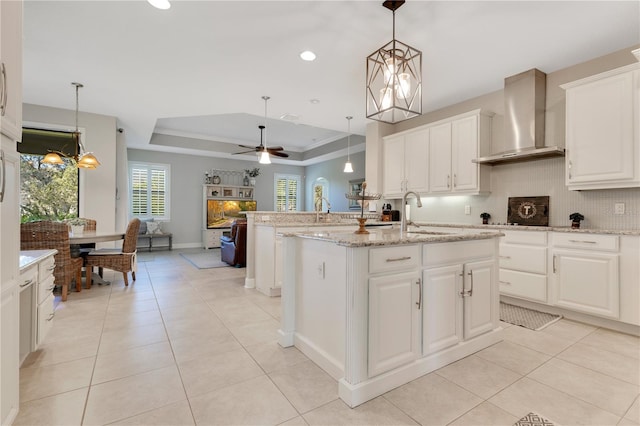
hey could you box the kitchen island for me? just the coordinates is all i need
[278,227,503,407]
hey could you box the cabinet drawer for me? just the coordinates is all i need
[499,244,547,274]
[553,233,619,252]
[19,266,37,292]
[499,269,547,302]
[424,239,494,267]
[369,245,420,274]
[37,293,55,346]
[38,256,56,279]
[38,275,55,305]
[501,230,547,245]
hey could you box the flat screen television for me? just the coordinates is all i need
[207,200,257,229]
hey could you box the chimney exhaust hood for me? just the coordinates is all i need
[474,68,564,165]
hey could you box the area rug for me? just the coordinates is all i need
[179,250,229,269]
[500,302,562,331]
[513,412,555,426]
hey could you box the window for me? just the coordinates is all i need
[129,162,170,220]
[18,127,80,222]
[274,174,301,212]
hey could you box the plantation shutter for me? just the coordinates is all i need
[129,162,170,220]
[274,175,300,212]
[131,167,148,216]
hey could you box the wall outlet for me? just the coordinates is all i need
[464,205,471,215]
[614,203,625,215]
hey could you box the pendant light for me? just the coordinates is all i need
[344,116,354,173]
[259,96,271,165]
[366,0,422,124]
[42,82,100,169]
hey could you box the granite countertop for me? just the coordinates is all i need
[20,249,57,271]
[413,222,640,236]
[281,228,503,248]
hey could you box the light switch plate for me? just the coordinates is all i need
[464,205,471,215]
[614,203,625,215]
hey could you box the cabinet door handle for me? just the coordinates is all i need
[499,255,511,259]
[0,63,6,116]
[568,239,597,244]
[447,175,450,188]
[47,284,55,292]
[47,312,55,321]
[568,160,572,180]
[415,278,422,309]
[467,270,474,296]
[453,174,457,188]
[20,279,34,288]
[386,256,411,262]
[553,255,557,273]
[0,149,5,202]
[47,265,56,272]
[499,280,511,286]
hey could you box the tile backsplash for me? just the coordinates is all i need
[403,157,640,230]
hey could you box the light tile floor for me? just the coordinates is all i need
[15,248,640,426]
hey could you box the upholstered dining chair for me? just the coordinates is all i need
[84,218,141,287]
[20,221,84,301]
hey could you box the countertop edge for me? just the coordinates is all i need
[20,249,58,271]
[412,222,640,236]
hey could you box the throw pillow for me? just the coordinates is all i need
[146,221,162,235]
[139,220,148,234]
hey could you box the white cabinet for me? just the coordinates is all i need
[0,0,23,143]
[368,271,422,377]
[382,128,429,198]
[499,230,548,302]
[562,63,640,190]
[551,233,620,319]
[423,240,497,355]
[429,110,492,195]
[202,228,227,249]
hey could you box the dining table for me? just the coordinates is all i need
[69,231,126,285]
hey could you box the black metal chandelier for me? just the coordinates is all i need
[366,0,422,124]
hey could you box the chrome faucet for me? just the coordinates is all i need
[401,191,423,232]
[316,197,331,221]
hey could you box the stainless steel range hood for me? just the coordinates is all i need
[474,68,564,165]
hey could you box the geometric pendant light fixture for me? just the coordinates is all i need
[42,82,101,169]
[366,0,422,124]
[343,116,354,173]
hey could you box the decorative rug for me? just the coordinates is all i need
[514,412,555,426]
[500,302,562,331]
[179,250,229,269]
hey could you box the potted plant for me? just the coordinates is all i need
[569,212,584,229]
[480,212,491,225]
[244,168,260,186]
[67,217,87,235]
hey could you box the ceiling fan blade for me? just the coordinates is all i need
[233,150,257,155]
[265,146,284,151]
[269,151,289,158]
[238,144,260,151]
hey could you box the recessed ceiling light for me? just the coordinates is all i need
[309,99,320,104]
[148,0,171,10]
[300,50,316,61]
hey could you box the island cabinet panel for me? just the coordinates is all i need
[422,264,463,355]
[368,271,422,377]
[463,259,495,340]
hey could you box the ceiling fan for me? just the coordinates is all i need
[233,96,289,160]
[234,125,289,158]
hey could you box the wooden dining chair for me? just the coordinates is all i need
[20,221,84,301]
[85,218,141,287]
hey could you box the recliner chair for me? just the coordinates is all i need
[220,219,247,267]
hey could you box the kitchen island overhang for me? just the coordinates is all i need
[278,228,504,408]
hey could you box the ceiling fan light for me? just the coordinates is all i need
[42,152,64,165]
[344,161,354,173]
[259,150,271,164]
[148,0,171,10]
[78,152,101,168]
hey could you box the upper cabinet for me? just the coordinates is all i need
[0,0,23,142]
[382,128,429,198]
[382,109,492,199]
[429,111,492,195]
[562,63,640,191]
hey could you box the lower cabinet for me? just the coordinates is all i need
[1,286,19,425]
[202,228,228,249]
[552,249,619,319]
[423,258,495,355]
[368,271,422,377]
